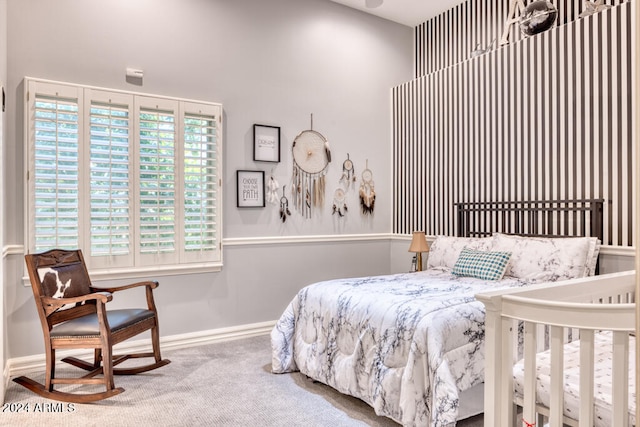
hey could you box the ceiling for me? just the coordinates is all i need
[330,0,466,27]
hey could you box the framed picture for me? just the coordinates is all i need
[253,124,280,162]
[236,170,265,208]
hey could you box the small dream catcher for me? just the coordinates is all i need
[339,153,356,190]
[279,186,292,223]
[291,115,331,218]
[332,187,347,217]
[359,160,375,215]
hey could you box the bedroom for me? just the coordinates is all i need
[0,0,637,425]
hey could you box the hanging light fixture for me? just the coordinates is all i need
[365,0,383,9]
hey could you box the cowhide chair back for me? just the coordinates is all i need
[31,250,92,313]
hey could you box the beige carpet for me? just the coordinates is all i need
[3,334,484,426]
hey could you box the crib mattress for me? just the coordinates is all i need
[513,330,636,427]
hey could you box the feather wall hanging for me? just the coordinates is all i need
[332,187,348,217]
[279,186,292,223]
[339,153,356,191]
[291,115,331,218]
[359,160,375,215]
[266,173,280,205]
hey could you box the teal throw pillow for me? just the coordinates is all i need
[452,247,512,281]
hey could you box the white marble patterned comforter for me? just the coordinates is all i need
[271,268,533,426]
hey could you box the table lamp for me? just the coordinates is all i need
[408,231,429,271]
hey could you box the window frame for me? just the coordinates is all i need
[24,78,223,277]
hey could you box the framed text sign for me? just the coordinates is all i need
[253,124,280,162]
[236,170,265,208]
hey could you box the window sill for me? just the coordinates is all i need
[23,262,223,286]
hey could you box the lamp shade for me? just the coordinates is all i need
[408,231,429,253]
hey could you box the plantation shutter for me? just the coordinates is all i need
[136,97,178,266]
[180,102,221,262]
[27,81,83,253]
[84,89,135,268]
[26,78,223,274]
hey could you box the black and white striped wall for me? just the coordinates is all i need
[393,0,634,246]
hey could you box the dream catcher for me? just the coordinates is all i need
[339,154,356,190]
[266,173,280,205]
[291,115,331,218]
[332,187,348,217]
[359,160,375,215]
[279,186,292,223]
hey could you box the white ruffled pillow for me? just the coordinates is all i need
[426,235,493,271]
[490,233,598,282]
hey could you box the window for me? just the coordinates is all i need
[25,79,223,275]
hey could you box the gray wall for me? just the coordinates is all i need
[4,0,413,358]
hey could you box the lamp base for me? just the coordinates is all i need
[416,253,423,271]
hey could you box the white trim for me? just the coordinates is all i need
[223,233,393,246]
[18,260,223,285]
[8,238,635,254]
[7,320,275,376]
[3,362,8,399]
[600,246,636,257]
[10,240,636,285]
[16,235,393,284]
[85,262,224,282]
[9,234,393,256]
[24,76,222,108]
[2,245,21,258]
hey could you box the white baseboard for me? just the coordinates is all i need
[7,320,276,377]
[2,362,8,403]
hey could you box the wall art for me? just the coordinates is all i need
[237,170,265,208]
[253,124,280,162]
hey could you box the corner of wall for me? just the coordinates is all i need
[0,0,8,405]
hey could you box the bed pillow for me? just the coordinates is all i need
[452,248,512,281]
[491,233,597,282]
[426,235,493,271]
[584,238,601,276]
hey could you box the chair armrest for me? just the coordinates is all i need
[91,281,160,313]
[41,292,112,316]
[91,280,159,294]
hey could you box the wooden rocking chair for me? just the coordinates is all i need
[14,249,171,403]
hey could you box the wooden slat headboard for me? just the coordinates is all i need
[454,199,604,243]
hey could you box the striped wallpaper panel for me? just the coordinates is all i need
[415,0,628,78]
[394,1,634,246]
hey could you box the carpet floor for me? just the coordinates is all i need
[3,334,484,426]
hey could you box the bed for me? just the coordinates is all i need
[271,200,604,426]
[476,270,636,427]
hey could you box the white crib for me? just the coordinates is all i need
[476,270,636,427]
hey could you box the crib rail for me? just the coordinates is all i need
[476,270,636,427]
